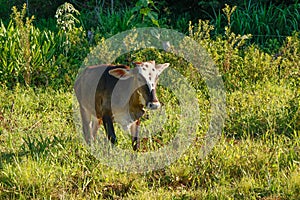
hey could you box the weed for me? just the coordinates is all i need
[0,2,299,199]
[10,4,34,85]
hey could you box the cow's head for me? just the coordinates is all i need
[109,61,169,110]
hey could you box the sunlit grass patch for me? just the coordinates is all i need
[0,82,299,199]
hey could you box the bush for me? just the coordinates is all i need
[0,4,58,87]
[278,32,300,87]
[0,3,89,89]
[81,0,162,40]
[226,83,300,138]
[188,5,299,91]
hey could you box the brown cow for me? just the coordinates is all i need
[74,61,169,150]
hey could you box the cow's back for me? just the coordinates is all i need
[74,64,129,118]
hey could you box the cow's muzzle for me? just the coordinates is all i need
[147,101,161,110]
[146,89,161,110]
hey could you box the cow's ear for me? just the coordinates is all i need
[155,63,170,75]
[109,68,133,80]
[149,60,155,65]
[132,61,142,66]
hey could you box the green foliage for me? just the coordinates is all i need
[0,3,299,198]
[189,15,252,91]
[54,3,88,88]
[55,2,86,57]
[132,0,160,27]
[0,87,299,199]
[0,5,59,88]
[278,32,300,87]
[0,3,88,89]
[93,8,138,39]
[11,4,35,85]
[226,83,299,138]
[188,6,300,91]
[223,1,300,46]
[81,1,161,40]
[1,1,299,48]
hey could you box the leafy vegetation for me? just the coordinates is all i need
[0,1,299,199]
[225,1,300,48]
[0,84,299,199]
[0,3,88,89]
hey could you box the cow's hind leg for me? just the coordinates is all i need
[80,106,93,144]
[130,120,140,151]
[102,115,117,145]
[90,117,99,141]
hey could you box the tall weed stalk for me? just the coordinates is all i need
[11,4,34,85]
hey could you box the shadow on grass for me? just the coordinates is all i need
[0,134,74,169]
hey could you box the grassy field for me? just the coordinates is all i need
[0,82,299,199]
[0,3,299,199]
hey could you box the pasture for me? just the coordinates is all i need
[0,82,299,199]
[0,1,299,199]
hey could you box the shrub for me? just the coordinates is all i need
[188,5,299,91]
[0,4,59,88]
[0,3,89,89]
[189,6,253,91]
[226,82,299,138]
[83,0,162,41]
[54,3,89,88]
[278,32,300,87]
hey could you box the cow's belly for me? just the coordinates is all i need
[113,111,135,130]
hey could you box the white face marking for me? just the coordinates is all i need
[136,62,158,91]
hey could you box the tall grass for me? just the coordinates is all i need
[79,0,161,39]
[0,6,58,88]
[0,3,88,89]
[0,84,299,199]
[95,8,138,38]
[0,2,299,199]
[211,1,300,48]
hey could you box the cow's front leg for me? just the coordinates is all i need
[130,120,140,151]
[102,115,117,145]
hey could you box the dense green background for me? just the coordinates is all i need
[0,0,299,199]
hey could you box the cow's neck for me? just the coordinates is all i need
[129,90,145,120]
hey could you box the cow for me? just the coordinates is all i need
[74,61,169,151]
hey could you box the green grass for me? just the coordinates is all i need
[210,2,300,48]
[0,4,299,199]
[0,83,299,199]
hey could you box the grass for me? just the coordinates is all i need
[0,82,299,199]
[210,1,300,49]
[0,4,299,198]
